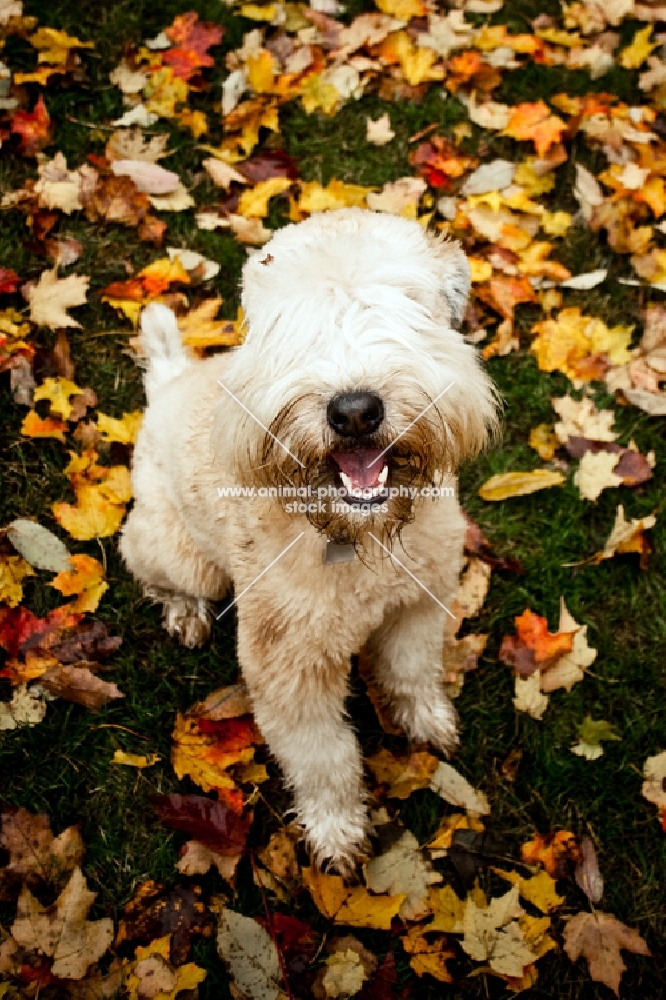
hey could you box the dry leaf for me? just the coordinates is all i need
[26,270,89,330]
[478,469,565,500]
[563,911,650,996]
[429,761,490,815]
[11,867,114,979]
[364,826,441,921]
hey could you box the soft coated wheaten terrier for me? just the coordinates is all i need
[121,207,498,871]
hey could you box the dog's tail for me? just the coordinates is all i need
[139,303,191,402]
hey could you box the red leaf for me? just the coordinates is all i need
[163,12,224,80]
[196,714,257,750]
[0,606,79,660]
[151,793,251,855]
[238,149,299,184]
[0,269,21,295]
[11,96,52,157]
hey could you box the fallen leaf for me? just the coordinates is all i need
[642,750,666,825]
[40,664,124,711]
[595,504,656,568]
[26,269,89,330]
[216,907,283,1000]
[0,807,84,887]
[521,831,583,878]
[429,761,490,815]
[0,553,34,607]
[571,717,620,760]
[574,449,623,501]
[365,748,439,799]
[116,881,211,965]
[11,867,114,979]
[364,825,441,921]
[513,671,549,720]
[401,925,456,982]
[366,113,395,145]
[563,911,650,996]
[151,793,251,856]
[478,469,565,500]
[0,684,47,730]
[574,837,604,903]
[112,750,160,768]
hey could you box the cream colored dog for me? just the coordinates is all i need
[120,208,498,871]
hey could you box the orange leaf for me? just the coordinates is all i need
[502,101,566,158]
[521,831,583,878]
[21,411,67,442]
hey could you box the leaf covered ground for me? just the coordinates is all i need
[1,0,666,996]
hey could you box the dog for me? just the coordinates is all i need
[120,207,499,872]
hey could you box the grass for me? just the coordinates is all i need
[1,0,665,997]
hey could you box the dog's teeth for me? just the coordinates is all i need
[378,465,388,485]
[339,471,354,493]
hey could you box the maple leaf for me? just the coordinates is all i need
[50,554,108,613]
[11,867,114,978]
[563,911,650,995]
[163,12,224,80]
[401,925,456,983]
[26,269,89,330]
[0,807,84,889]
[33,376,86,420]
[0,553,34,607]
[521,830,583,878]
[595,504,656,568]
[500,609,575,676]
[641,751,666,826]
[10,95,52,156]
[96,410,143,445]
[502,101,566,157]
[127,935,207,1000]
[364,824,441,921]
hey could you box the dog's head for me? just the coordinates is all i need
[216,208,499,543]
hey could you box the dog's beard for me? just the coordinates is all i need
[250,394,452,547]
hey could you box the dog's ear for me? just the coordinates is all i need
[428,236,471,329]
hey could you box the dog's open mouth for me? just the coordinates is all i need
[330,448,389,505]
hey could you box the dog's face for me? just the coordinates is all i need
[215,209,499,544]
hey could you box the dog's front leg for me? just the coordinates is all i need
[367,596,459,756]
[237,613,370,873]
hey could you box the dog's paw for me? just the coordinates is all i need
[392,694,459,757]
[146,588,212,648]
[301,803,372,877]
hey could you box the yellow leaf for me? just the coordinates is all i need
[469,258,493,283]
[529,424,558,461]
[144,67,188,118]
[53,485,127,540]
[620,25,657,70]
[389,31,444,87]
[502,101,566,158]
[0,555,35,608]
[97,411,143,445]
[428,814,484,856]
[112,750,161,768]
[302,867,351,920]
[21,411,67,442]
[179,299,245,351]
[237,176,293,219]
[531,307,634,380]
[495,870,565,913]
[29,26,94,61]
[336,886,407,929]
[178,108,208,138]
[298,179,371,214]
[366,748,439,798]
[50,554,108,613]
[241,3,277,19]
[478,470,565,501]
[300,73,340,115]
[375,0,426,17]
[247,50,276,94]
[426,884,466,932]
[127,936,206,1000]
[102,297,143,326]
[401,926,455,982]
[171,712,251,798]
[33,377,85,421]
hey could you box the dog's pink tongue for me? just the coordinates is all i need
[332,449,385,489]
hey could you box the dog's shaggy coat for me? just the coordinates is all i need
[121,208,498,870]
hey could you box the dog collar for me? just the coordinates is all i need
[323,540,356,564]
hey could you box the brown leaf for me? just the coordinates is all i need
[40,663,124,711]
[115,880,213,965]
[51,329,76,379]
[0,807,84,891]
[563,911,651,996]
[11,867,114,979]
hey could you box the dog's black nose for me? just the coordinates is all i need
[327,391,384,437]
